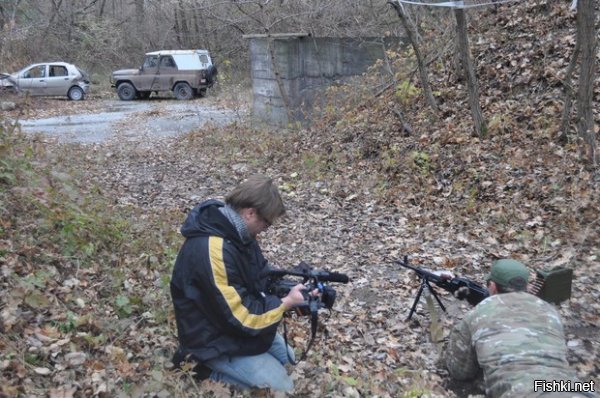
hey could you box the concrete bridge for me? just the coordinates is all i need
[245,34,403,127]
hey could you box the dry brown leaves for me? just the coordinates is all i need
[2,0,599,396]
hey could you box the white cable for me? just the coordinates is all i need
[395,0,524,9]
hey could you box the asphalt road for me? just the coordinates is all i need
[17,98,240,144]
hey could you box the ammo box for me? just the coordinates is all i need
[531,267,573,305]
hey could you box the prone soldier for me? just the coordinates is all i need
[443,259,598,398]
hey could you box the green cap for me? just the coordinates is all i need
[486,259,529,289]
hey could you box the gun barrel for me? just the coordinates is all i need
[398,258,440,281]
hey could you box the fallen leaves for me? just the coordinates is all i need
[49,385,77,398]
[33,367,52,376]
[2,1,599,397]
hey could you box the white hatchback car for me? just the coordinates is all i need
[0,62,90,100]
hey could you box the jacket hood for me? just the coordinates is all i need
[180,199,241,243]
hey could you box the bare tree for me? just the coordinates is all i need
[558,38,580,144]
[134,0,144,25]
[575,0,597,166]
[0,0,23,31]
[453,7,485,138]
[97,0,107,18]
[388,0,439,113]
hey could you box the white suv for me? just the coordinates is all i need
[110,50,217,100]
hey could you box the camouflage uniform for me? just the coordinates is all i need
[445,292,597,398]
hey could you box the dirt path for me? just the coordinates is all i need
[11,96,243,144]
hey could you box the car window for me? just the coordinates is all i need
[172,54,202,70]
[143,56,159,68]
[160,56,176,68]
[49,65,68,77]
[199,54,209,63]
[23,65,46,78]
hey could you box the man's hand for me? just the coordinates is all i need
[281,284,319,309]
[432,270,455,280]
[281,284,306,309]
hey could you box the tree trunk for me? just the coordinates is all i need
[67,0,74,44]
[453,8,486,138]
[1,0,23,31]
[97,0,106,19]
[134,0,145,50]
[134,0,144,27]
[558,38,580,143]
[388,0,439,114]
[47,0,63,30]
[173,5,183,48]
[0,4,5,31]
[192,6,201,46]
[575,0,597,165]
[193,6,212,52]
[177,0,190,48]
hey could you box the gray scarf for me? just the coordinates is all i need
[219,204,252,244]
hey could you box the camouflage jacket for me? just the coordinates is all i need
[445,292,594,398]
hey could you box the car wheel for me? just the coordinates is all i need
[173,82,193,100]
[117,82,137,101]
[205,65,218,86]
[68,86,84,101]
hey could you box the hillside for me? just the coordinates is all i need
[1,0,598,397]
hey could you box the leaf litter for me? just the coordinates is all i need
[2,1,599,397]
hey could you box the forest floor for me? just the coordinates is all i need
[1,0,599,397]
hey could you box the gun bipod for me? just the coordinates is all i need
[407,277,447,321]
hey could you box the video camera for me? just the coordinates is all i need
[264,261,349,315]
[263,262,349,362]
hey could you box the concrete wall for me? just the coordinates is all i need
[248,36,402,127]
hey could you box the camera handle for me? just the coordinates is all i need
[407,277,446,321]
[282,290,320,365]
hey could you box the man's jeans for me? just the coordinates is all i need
[205,333,295,392]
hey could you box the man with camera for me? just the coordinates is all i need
[444,259,597,398]
[170,175,306,392]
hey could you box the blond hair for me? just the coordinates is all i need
[225,175,285,224]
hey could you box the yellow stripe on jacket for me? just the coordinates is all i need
[209,236,285,330]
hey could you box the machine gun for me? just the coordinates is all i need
[399,256,574,321]
[398,256,489,320]
[263,262,350,361]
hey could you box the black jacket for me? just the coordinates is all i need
[170,200,285,363]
